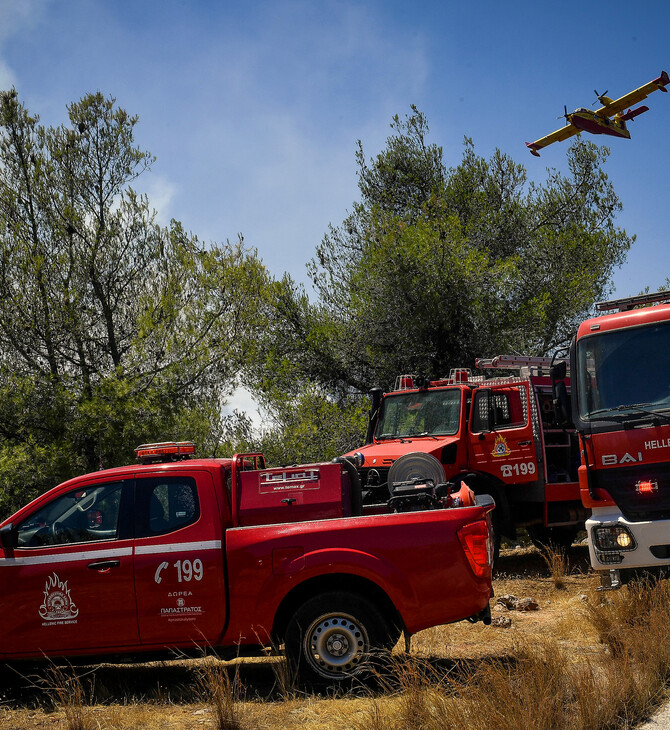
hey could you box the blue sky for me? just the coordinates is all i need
[1,1,668,298]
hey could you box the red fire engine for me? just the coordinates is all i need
[343,356,587,555]
[566,291,670,587]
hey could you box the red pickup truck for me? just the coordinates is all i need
[0,442,494,685]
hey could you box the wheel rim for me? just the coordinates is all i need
[303,611,369,678]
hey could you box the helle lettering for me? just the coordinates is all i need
[645,439,670,451]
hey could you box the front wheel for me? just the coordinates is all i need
[285,591,393,686]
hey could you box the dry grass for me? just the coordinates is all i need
[195,656,245,730]
[43,663,96,730]
[539,543,569,589]
[4,544,670,729]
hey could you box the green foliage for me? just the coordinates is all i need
[302,109,633,391]
[0,89,269,515]
[0,439,83,518]
[256,385,368,466]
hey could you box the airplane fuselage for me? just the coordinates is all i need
[567,109,631,139]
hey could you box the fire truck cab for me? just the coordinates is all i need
[344,357,587,552]
[569,291,670,586]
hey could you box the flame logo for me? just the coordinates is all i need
[491,434,511,458]
[39,572,79,621]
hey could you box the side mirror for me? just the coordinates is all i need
[553,380,571,427]
[0,522,17,550]
[550,361,567,381]
[365,388,383,444]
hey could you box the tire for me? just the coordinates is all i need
[285,591,392,687]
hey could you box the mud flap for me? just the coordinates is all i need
[466,604,492,625]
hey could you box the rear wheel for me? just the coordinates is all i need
[285,591,393,686]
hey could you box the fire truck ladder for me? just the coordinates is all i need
[595,290,670,313]
[475,355,568,377]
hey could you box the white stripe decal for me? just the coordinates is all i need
[0,546,133,567]
[134,540,222,556]
[0,541,222,566]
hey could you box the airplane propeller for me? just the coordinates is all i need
[592,89,609,106]
[557,105,570,124]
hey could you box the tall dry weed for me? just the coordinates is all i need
[196,657,244,730]
[355,655,453,730]
[539,543,568,589]
[43,663,95,730]
[584,578,670,710]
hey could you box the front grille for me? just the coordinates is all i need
[591,462,670,522]
[597,552,624,565]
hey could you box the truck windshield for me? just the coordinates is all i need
[375,389,461,439]
[577,320,670,420]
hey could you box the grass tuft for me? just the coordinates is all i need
[195,656,245,730]
[43,663,95,730]
[539,543,569,589]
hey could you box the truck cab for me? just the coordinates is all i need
[344,359,586,550]
[571,292,670,583]
[0,441,495,685]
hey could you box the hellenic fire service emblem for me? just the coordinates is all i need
[491,434,512,458]
[39,572,79,621]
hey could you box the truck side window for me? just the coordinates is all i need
[471,388,526,432]
[15,482,124,548]
[135,477,200,537]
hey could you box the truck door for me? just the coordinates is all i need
[133,470,226,646]
[0,479,138,656]
[469,384,538,483]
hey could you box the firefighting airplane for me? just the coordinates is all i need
[526,70,669,157]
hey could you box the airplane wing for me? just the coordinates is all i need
[526,123,579,157]
[595,70,669,118]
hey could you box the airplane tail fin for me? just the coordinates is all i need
[655,70,669,91]
[525,142,541,157]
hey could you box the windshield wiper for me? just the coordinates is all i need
[377,433,412,442]
[590,403,670,424]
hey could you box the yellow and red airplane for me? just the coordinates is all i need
[526,70,669,157]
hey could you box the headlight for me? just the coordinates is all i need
[592,524,636,552]
[616,531,633,548]
[352,452,365,467]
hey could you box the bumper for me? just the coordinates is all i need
[587,506,670,570]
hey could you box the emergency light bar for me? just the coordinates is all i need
[394,375,415,391]
[135,441,196,462]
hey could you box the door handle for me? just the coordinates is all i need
[87,559,121,570]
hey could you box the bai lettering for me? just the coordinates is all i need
[602,452,643,466]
